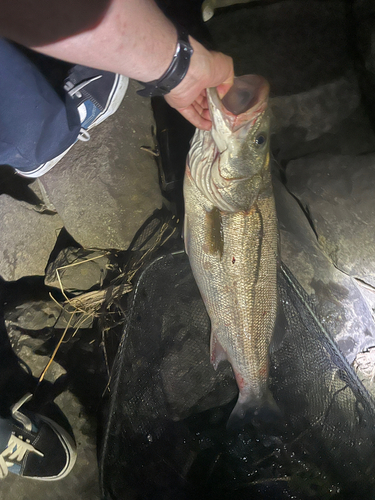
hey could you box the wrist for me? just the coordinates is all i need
[168,38,212,101]
[137,25,194,97]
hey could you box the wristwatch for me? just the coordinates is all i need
[137,25,194,98]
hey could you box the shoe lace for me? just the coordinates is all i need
[64,75,103,144]
[0,393,43,479]
[0,433,44,479]
[78,128,91,142]
[64,75,102,99]
[11,393,33,432]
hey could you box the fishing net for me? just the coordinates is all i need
[99,219,375,500]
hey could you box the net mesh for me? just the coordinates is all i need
[99,219,375,500]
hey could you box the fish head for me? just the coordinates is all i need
[207,75,271,212]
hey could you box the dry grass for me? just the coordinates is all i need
[38,217,178,383]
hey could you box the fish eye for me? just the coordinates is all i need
[255,134,267,147]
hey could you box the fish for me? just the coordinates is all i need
[183,74,279,424]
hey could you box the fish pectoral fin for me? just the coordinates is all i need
[227,389,281,431]
[210,332,228,370]
[205,207,224,258]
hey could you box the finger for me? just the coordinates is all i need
[199,93,209,111]
[217,81,233,99]
[210,53,234,98]
[193,91,208,110]
[191,99,204,115]
[192,101,211,122]
[178,105,212,130]
[201,108,211,121]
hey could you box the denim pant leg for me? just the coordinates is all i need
[0,418,12,452]
[0,39,81,173]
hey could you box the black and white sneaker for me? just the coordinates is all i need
[17,65,129,178]
[0,393,77,481]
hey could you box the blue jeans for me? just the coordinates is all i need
[0,39,81,173]
[0,418,12,451]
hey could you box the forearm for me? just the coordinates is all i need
[2,0,178,82]
[37,0,179,83]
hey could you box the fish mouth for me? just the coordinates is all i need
[208,74,269,133]
[222,75,269,116]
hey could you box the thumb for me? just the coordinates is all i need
[208,52,234,99]
[217,81,233,99]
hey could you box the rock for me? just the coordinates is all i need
[45,247,110,293]
[29,178,57,213]
[352,0,375,122]
[354,347,375,399]
[274,175,375,363]
[351,279,375,325]
[270,76,375,162]
[208,0,350,95]
[286,153,375,288]
[38,79,163,251]
[271,77,360,142]
[53,391,101,500]
[0,194,64,281]
[5,299,93,330]
[7,327,66,383]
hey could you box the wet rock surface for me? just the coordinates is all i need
[274,175,375,363]
[286,153,375,288]
[270,75,375,162]
[208,1,375,163]
[7,326,67,382]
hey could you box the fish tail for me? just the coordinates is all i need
[227,389,281,430]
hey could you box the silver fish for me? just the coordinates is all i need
[184,75,279,422]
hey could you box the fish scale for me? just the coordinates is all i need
[184,75,279,423]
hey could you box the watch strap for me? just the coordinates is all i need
[137,25,193,98]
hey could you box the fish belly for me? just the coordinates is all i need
[184,169,278,415]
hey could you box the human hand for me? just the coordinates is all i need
[165,38,234,130]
